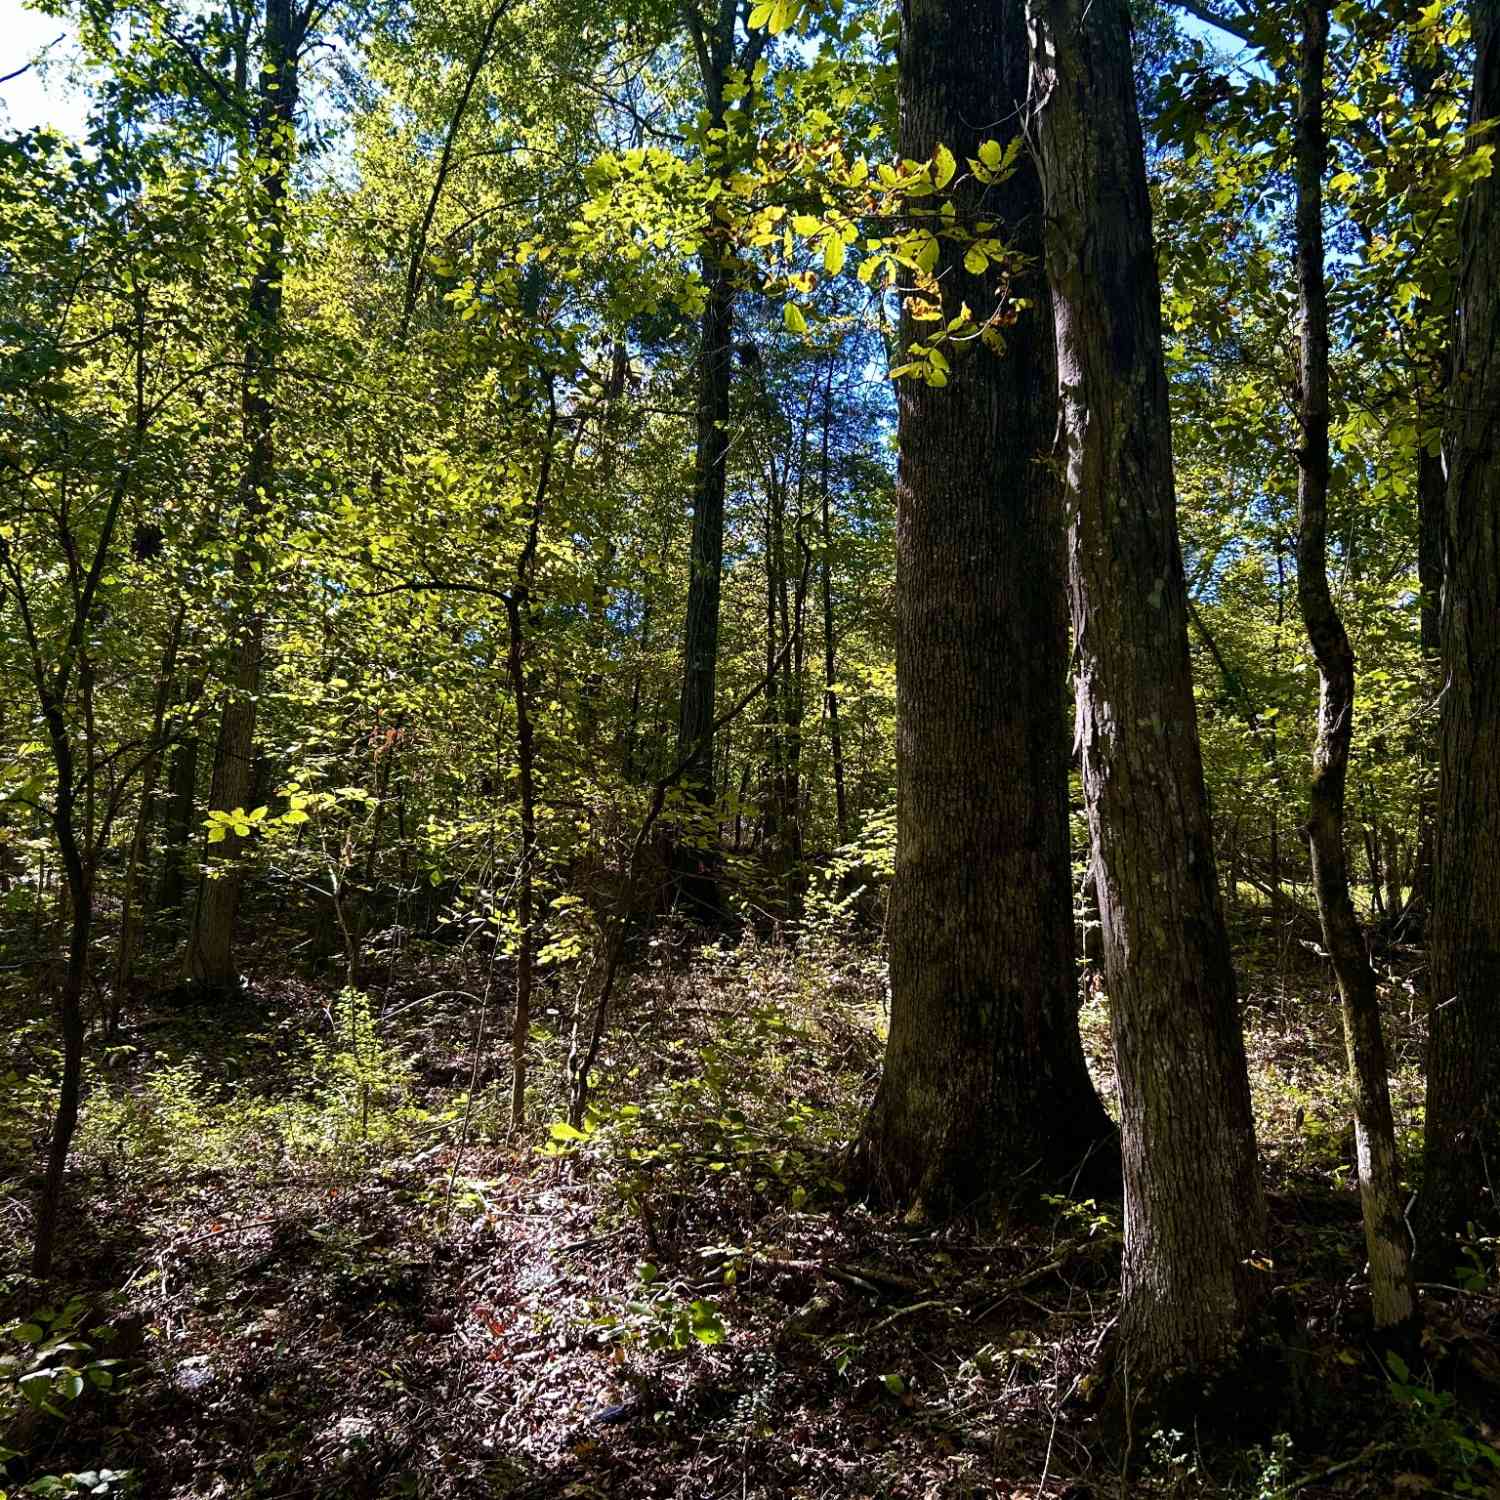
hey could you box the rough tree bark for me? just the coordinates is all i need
[851,0,1116,1218]
[186,0,301,987]
[1292,0,1417,1336]
[1027,0,1266,1383]
[1422,0,1500,1254]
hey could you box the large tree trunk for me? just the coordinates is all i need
[1292,0,1417,1336]
[852,0,1116,1218]
[186,0,298,987]
[1027,0,1266,1384]
[1422,0,1500,1254]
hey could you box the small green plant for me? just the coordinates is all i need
[1385,1350,1500,1496]
[1243,1431,1293,1500]
[0,1297,129,1497]
[1454,1223,1497,1293]
[1042,1192,1122,1243]
[1146,1426,1199,1494]
[589,1262,727,1352]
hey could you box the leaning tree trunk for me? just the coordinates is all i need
[1292,0,1417,1337]
[1422,0,1500,1255]
[1027,0,1266,1386]
[186,0,298,988]
[851,0,1116,1218]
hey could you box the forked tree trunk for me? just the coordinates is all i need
[852,0,1116,1217]
[1292,0,1417,1336]
[186,0,299,988]
[1027,0,1266,1384]
[1422,0,1500,1255]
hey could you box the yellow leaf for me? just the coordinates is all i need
[978,139,1003,170]
[792,214,821,235]
[784,302,808,334]
[932,143,957,189]
[823,237,847,275]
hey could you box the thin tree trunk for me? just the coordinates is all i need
[1422,0,1500,1254]
[817,364,849,847]
[671,2,768,917]
[1292,0,1417,1336]
[1382,823,1402,923]
[1027,0,1266,1384]
[1267,542,1287,932]
[673,258,734,914]
[153,730,198,914]
[186,0,299,988]
[505,382,556,1131]
[32,758,87,1280]
[1408,26,1450,926]
[1364,824,1386,920]
[114,604,186,1011]
[852,0,1116,1217]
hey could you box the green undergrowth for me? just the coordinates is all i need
[1,928,1497,1497]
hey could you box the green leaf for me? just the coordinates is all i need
[963,246,988,275]
[881,1372,905,1395]
[932,143,957,189]
[549,1121,589,1142]
[791,213,821,235]
[689,1300,725,1344]
[784,302,808,334]
[13,1323,44,1344]
[978,139,1003,170]
[823,236,847,275]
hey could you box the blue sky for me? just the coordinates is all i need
[1,0,88,134]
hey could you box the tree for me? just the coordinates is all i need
[851,0,1116,1217]
[1290,0,1417,1336]
[185,0,310,987]
[1422,0,1500,1255]
[1027,0,1267,1385]
[671,0,770,918]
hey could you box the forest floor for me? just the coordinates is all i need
[2,909,1499,1499]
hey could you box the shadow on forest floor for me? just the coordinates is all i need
[2,915,1498,1498]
